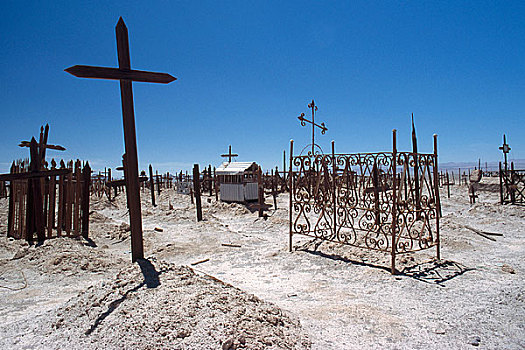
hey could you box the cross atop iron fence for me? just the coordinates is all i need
[65,17,176,262]
[221,145,238,163]
[499,134,511,172]
[297,100,327,155]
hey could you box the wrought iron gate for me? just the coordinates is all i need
[288,131,441,274]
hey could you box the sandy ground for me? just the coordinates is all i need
[0,177,523,349]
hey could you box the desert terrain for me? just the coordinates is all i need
[0,177,523,349]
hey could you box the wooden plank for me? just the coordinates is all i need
[48,171,56,238]
[65,169,73,235]
[0,168,71,181]
[30,138,45,241]
[57,166,65,237]
[64,65,176,84]
[18,179,25,239]
[7,162,15,237]
[81,162,91,238]
[19,141,66,151]
[74,161,81,235]
[106,176,147,188]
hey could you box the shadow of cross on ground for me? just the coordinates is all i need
[85,258,161,335]
[137,258,160,288]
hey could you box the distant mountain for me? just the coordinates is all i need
[438,159,525,172]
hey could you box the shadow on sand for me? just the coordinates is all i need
[85,258,160,335]
[298,247,473,284]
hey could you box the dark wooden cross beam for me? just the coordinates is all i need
[65,17,176,262]
[297,100,327,156]
[221,145,238,163]
[499,134,511,172]
[19,124,66,165]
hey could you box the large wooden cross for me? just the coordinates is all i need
[221,145,238,163]
[499,134,511,172]
[65,17,176,262]
[297,100,327,155]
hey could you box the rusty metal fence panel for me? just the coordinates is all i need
[499,162,525,205]
[289,136,440,274]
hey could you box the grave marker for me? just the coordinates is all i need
[65,18,176,262]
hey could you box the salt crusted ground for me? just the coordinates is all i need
[0,177,523,349]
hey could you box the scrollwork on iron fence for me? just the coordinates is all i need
[289,142,440,273]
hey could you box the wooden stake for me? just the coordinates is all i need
[81,162,91,238]
[193,164,202,221]
[257,165,264,217]
[149,164,156,206]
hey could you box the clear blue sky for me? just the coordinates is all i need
[1,0,524,174]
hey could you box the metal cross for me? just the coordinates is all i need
[499,134,511,172]
[297,100,327,155]
[65,17,176,262]
[221,145,238,163]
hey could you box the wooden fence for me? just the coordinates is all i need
[5,159,91,241]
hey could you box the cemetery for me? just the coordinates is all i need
[0,9,524,350]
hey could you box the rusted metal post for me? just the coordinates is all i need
[391,129,398,274]
[149,164,156,207]
[372,162,380,226]
[332,140,337,240]
[289,140,294,252]
[510,162,516,204]
[193,164,202,221]
[433,134,441,260]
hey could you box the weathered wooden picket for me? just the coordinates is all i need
[4,158,91,241]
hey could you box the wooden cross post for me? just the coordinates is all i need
[65,18,176,262]
[149,164,156,207]
[193,164,203,221]
[297,100,327,156]
[499,134,511,173]
[19,124,66,165]
[221,145,238,163]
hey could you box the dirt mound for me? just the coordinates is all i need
[7,237,123,275]
[20,259,310,350]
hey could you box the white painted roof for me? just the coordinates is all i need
[215,162,257,175]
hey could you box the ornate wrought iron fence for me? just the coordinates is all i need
[288,130,441,274]
[499,162,525,205]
